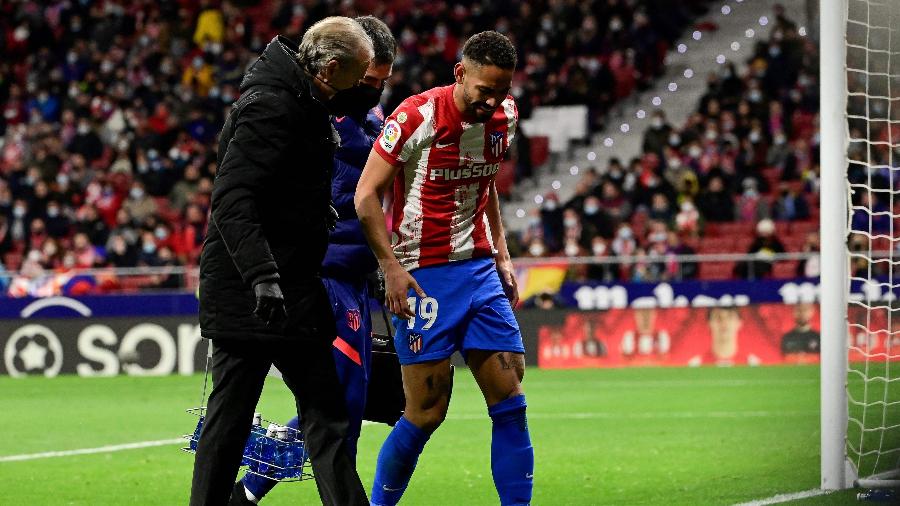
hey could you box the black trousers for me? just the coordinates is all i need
[188,335,368,505]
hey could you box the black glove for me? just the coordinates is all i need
[253,280,286,327]
[327,203,339,231]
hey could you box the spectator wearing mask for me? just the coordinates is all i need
[169,163,202,211]
[72,232,99,268]
[137,230,161,266]
[9,199,31,244]
[648,193,674,224]
[736,178,771,223]
[44,200,71,238]
[587,236,615,282]
[106,234,137,268]
[75,205,110,246]
[696,176,735,223]
[735,219,786,279]
[773,183,810,221]
[642,111,673,156]
[122,181,158,224]
[797,232,820,278]
[675,198,701,235]
[666,231,698,280]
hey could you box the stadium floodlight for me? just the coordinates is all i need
[821,0,900,493]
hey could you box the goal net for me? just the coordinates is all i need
[834,0,900,489]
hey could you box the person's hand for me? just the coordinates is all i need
[253,280,286,327]
[383,262,425,320]
[496,258,519,307]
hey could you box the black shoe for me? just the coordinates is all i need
[228,481,255,506]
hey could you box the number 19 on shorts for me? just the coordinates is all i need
[407,296,439,330]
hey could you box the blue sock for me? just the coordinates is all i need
[241,416,301,501]
[370,416,430,506]
[489,395,534,506]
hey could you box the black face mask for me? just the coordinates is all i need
[327,83,384,118]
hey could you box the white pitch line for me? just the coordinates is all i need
[0,438,184,463]
[0,410,816,463]
[446,410,817,421]
[732,488,832,506]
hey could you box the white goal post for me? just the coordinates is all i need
[819,0,852,491]
[821,0,900,491]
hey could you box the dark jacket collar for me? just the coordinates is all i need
[240,35,314,98]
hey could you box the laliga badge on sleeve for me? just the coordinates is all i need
[380,119,401,153]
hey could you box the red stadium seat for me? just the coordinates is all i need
[699,262,736,280]
[495,161,516,198]
[772,261,800,279]
[529,136,550,168]
[704,221,754,238]
[3,252,23,271]
[790,220,818,236]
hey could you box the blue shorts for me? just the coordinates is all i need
[393,258,524,365]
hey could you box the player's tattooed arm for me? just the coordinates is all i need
[485,181,519,306]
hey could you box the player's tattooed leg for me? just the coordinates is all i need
[497,352,525,382]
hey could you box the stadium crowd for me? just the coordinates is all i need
[0,0,831,297]
[514,4,825,284]
[0,0,712,296]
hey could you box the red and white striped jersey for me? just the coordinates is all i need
[373,84,517,271]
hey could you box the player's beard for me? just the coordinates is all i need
[463,87,497,122]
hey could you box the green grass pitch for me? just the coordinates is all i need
[0,366,888,505]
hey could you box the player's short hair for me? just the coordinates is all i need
[708,306,741,320]
[355,16,396,66]
[462,31,517,70]
[297,16,374,75]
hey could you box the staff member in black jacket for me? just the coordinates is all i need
[190,17,373,506]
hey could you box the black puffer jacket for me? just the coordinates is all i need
[199,36,336,341]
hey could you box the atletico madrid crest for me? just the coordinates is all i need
[489,131,505,157]
[346,309,361,332]
[408,332,423,353]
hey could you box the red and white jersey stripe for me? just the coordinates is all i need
[373,84,517,271]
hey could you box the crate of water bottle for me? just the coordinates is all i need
[182,407,206,453]
[182,408,312,482]
[243,419,312,482]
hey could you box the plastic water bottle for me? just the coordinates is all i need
[274,426,294,480]
[242,413,264,466]
[255,423,279,475]
[189,416,204,451]
[856,489,896,502]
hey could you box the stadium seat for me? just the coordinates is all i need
[774,220,791,237]
[704,222,754,238]
[790,220,818,236]
[772,261,800,279]
[699,262,736,280]
[529,136,550,168]
[495,161,516,198]
[3,252,23,271]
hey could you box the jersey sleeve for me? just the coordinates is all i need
[504,95,519,147]
[373,98,427,166]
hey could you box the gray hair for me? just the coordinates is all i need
[296,16,374,75]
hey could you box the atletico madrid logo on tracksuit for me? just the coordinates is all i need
[408,333,423,353]
[346,309,361,332]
